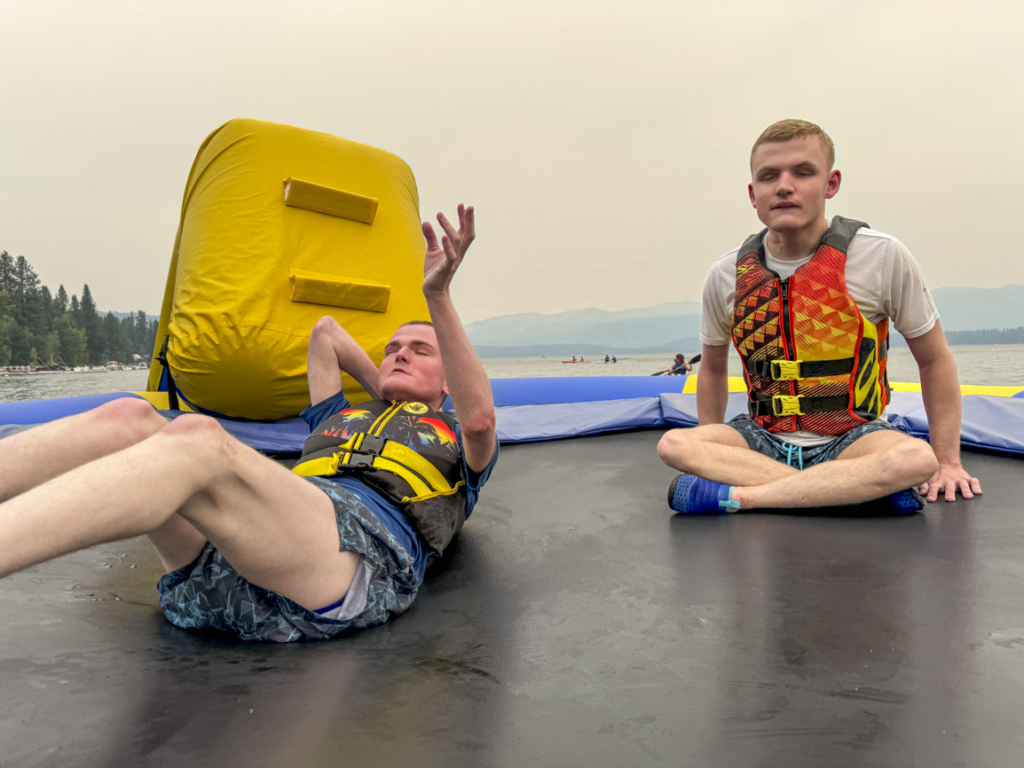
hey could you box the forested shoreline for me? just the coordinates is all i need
[0,250,156,367]
[944,327,1024,345]
[5,247,1022,368]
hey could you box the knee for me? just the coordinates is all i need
[657,428,697,470]
[886,439,938,486]
[160,415,242,476]
[161,414,234,458]
[92,397,165,441]
[162,413,225,439]
[158,415,245,489]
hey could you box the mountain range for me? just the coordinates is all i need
[466,285,1024,356]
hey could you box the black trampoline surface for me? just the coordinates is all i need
[2,429,1023,767]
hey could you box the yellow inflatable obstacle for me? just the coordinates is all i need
[147,119,429,420]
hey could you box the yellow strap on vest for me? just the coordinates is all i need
[402,480,466,504]
[771,360,801,381]
[772,395,805,416]
[368,403,403,436]
[292,454,342,477]
[365,455,434,497]
[379,441,455,494]
[292,448,443,500]
[293,404,463,502]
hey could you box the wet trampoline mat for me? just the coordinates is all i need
[1,430,1023,767]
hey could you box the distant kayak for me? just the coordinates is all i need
[651,353,702,376]
[562,360,590,363]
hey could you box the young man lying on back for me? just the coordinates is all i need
[0,205,498,642]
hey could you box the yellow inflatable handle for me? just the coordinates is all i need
[289,268,391,313]
[283,177,378,224]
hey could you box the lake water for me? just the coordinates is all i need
[480,345,1024,387]
[2,344,1023,404]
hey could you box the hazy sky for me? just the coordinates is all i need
[2,0,1022,323]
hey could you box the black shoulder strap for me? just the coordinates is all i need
[821,216,868,253]
[737,228,767,264]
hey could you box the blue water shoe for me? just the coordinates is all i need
[667,474,740,515]
[884,488,925,515]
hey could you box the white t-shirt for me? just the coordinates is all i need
[700,222,940,446]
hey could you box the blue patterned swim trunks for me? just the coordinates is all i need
[157,477,420,643]
[727,413,895,469]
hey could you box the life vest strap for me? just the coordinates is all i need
[379,441,455,494]
[294,449,436,496]
[749,393,851,418]
[750,358,855,381]
[402,479,467,504]
[293,438,458,499]
[352,433,385,455]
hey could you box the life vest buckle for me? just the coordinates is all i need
[357,434,386,456]
[770,360,802,381]
[772,395,804,416]
[343,453,376,469]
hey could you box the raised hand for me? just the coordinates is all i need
[422,204,475,299]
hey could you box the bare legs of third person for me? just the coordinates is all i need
[657,424,937,510]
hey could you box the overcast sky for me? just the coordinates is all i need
[2,0,1022,323]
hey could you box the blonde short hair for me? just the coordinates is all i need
[751,119,835,171]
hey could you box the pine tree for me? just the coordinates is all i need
[8,323,32,364]
[0,290,12,365]
[0,251,14,295]
[135,310,148,353]
[12,255,41,328]
[146,318,159,357]
[55,285,69,315]
[30,284,51,341]
[103,312,124,362]
[0,318,11,365]
[53,314,87,365]
[80,285,104,364]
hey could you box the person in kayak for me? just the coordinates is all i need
[0,205,498,642]
[667,354,692,376]
[658,120,981,514]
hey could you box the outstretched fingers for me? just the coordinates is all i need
[462,204,475,241]
[437,205,476,256]
[422,221,441,252]
[441,234,458,263]
[422,207,476,297]
[437,211,458,244]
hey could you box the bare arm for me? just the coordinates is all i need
[696,343,731,425]
[307,316,382,406]
[422,205,497,474]
[904,321,982,501]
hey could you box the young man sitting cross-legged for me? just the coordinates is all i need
[0,204,497,642]
[657,120,981,515]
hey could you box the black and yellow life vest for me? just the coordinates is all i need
[731,216,891,435]
[293,399,467,554]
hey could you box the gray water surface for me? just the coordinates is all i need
[2,344,1022,405]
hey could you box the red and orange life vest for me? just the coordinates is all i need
[731,216,890,435]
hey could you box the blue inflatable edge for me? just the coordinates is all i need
[1,377,1023,457]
